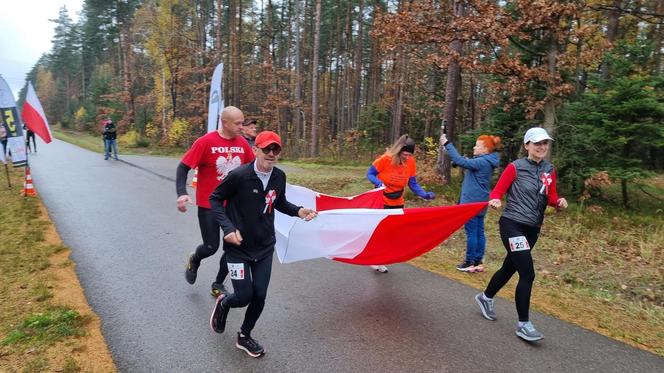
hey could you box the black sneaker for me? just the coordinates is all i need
[210,282,228,297]
[185,253,199,284]
[236,332,265,358]
[210,294,229,333]
[456,261,475,272]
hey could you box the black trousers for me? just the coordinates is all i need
[26,132,36,152]
[193,207,228,283]
[222,253,273,335]
[484,217,540,322]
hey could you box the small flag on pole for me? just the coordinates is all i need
[21,82,52,144]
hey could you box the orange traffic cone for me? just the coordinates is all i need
[22,167,37,197]
[190,168,198,188]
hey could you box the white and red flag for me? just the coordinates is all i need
[275,185,487,265]
[21,82,52,144]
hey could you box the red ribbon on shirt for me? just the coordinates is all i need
[263,190,277,214]
[539,172,552,195]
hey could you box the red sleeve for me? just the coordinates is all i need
[489,163,516,200]
[547,169,559,207]
[181,137,205,169]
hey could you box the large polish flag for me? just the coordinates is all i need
[275,184,487,264]
[21,82,52,144]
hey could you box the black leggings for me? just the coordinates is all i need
[222,253,273,335]
[484,217,540,322]
[192,207,228,283]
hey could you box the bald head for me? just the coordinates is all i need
[219,106,244,139]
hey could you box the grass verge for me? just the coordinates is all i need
[52,127,184,157]
[0,166,116,372]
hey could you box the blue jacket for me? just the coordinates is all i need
[444,142,499,214]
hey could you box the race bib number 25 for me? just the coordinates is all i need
[508,236,531,252]
[227,263,245,280]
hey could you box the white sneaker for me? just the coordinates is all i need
[370,265,388,273]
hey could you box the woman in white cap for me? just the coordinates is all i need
[474,127,567,342]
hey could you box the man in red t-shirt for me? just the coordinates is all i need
[176,106,255,296]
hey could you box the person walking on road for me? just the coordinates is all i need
[25,127,37,153]
[440,133,501,273]
[176,106,255,297]
[475,127,568,342]
[366,134,435,273]
[209,130,317,358]
[102,118,119,160]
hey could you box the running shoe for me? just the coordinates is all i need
[516,321,544,341]
[471,262,485,273]
[185,253,199,284]
[236,332,265,357]
[456,261,475,272]
[475,292,497,321]
[210,282,228,297]
[210,294,229,333]
[370,265,389,273]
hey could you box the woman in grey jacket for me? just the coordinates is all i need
[475,127,568,342]
[440,133,501,272]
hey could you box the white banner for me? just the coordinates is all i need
[0,76,26,167]
[207,63,224,133]
[7,136,27,167]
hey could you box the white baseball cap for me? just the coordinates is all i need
[523,127,554,144]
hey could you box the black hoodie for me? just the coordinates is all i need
[209,161,301,261]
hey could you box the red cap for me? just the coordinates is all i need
[255,131,282,148]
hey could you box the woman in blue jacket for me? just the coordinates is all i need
[440,133,501,272]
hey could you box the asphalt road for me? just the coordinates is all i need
[29,139,664,372]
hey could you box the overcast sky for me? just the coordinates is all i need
[0,0,83,100]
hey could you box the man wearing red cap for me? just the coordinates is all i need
[209,131,317,358]
[176,106,255,296]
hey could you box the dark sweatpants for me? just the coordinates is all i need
[221,253,273,335]
[192,206,228,283]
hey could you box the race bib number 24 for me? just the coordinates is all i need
[508,236,531,252]
[227,263,245,280]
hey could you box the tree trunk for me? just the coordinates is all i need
[390,50,406,142]
[294,0,303,151]
[467,74,477,130]
[601,0,621,81]
[543,29,558,134]
[437,0,464,184]
[234,0,242,106]
[366,0,383,106]
[161,67,167,137]
[121,22,135,129]
[310,0,322,157]
[352,0,364,129]
[226,0,235,104]
[216,0,223,61]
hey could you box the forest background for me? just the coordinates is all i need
[16,0,663,205]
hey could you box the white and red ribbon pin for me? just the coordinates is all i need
[539,172,552,195]
[263,190,277,213]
